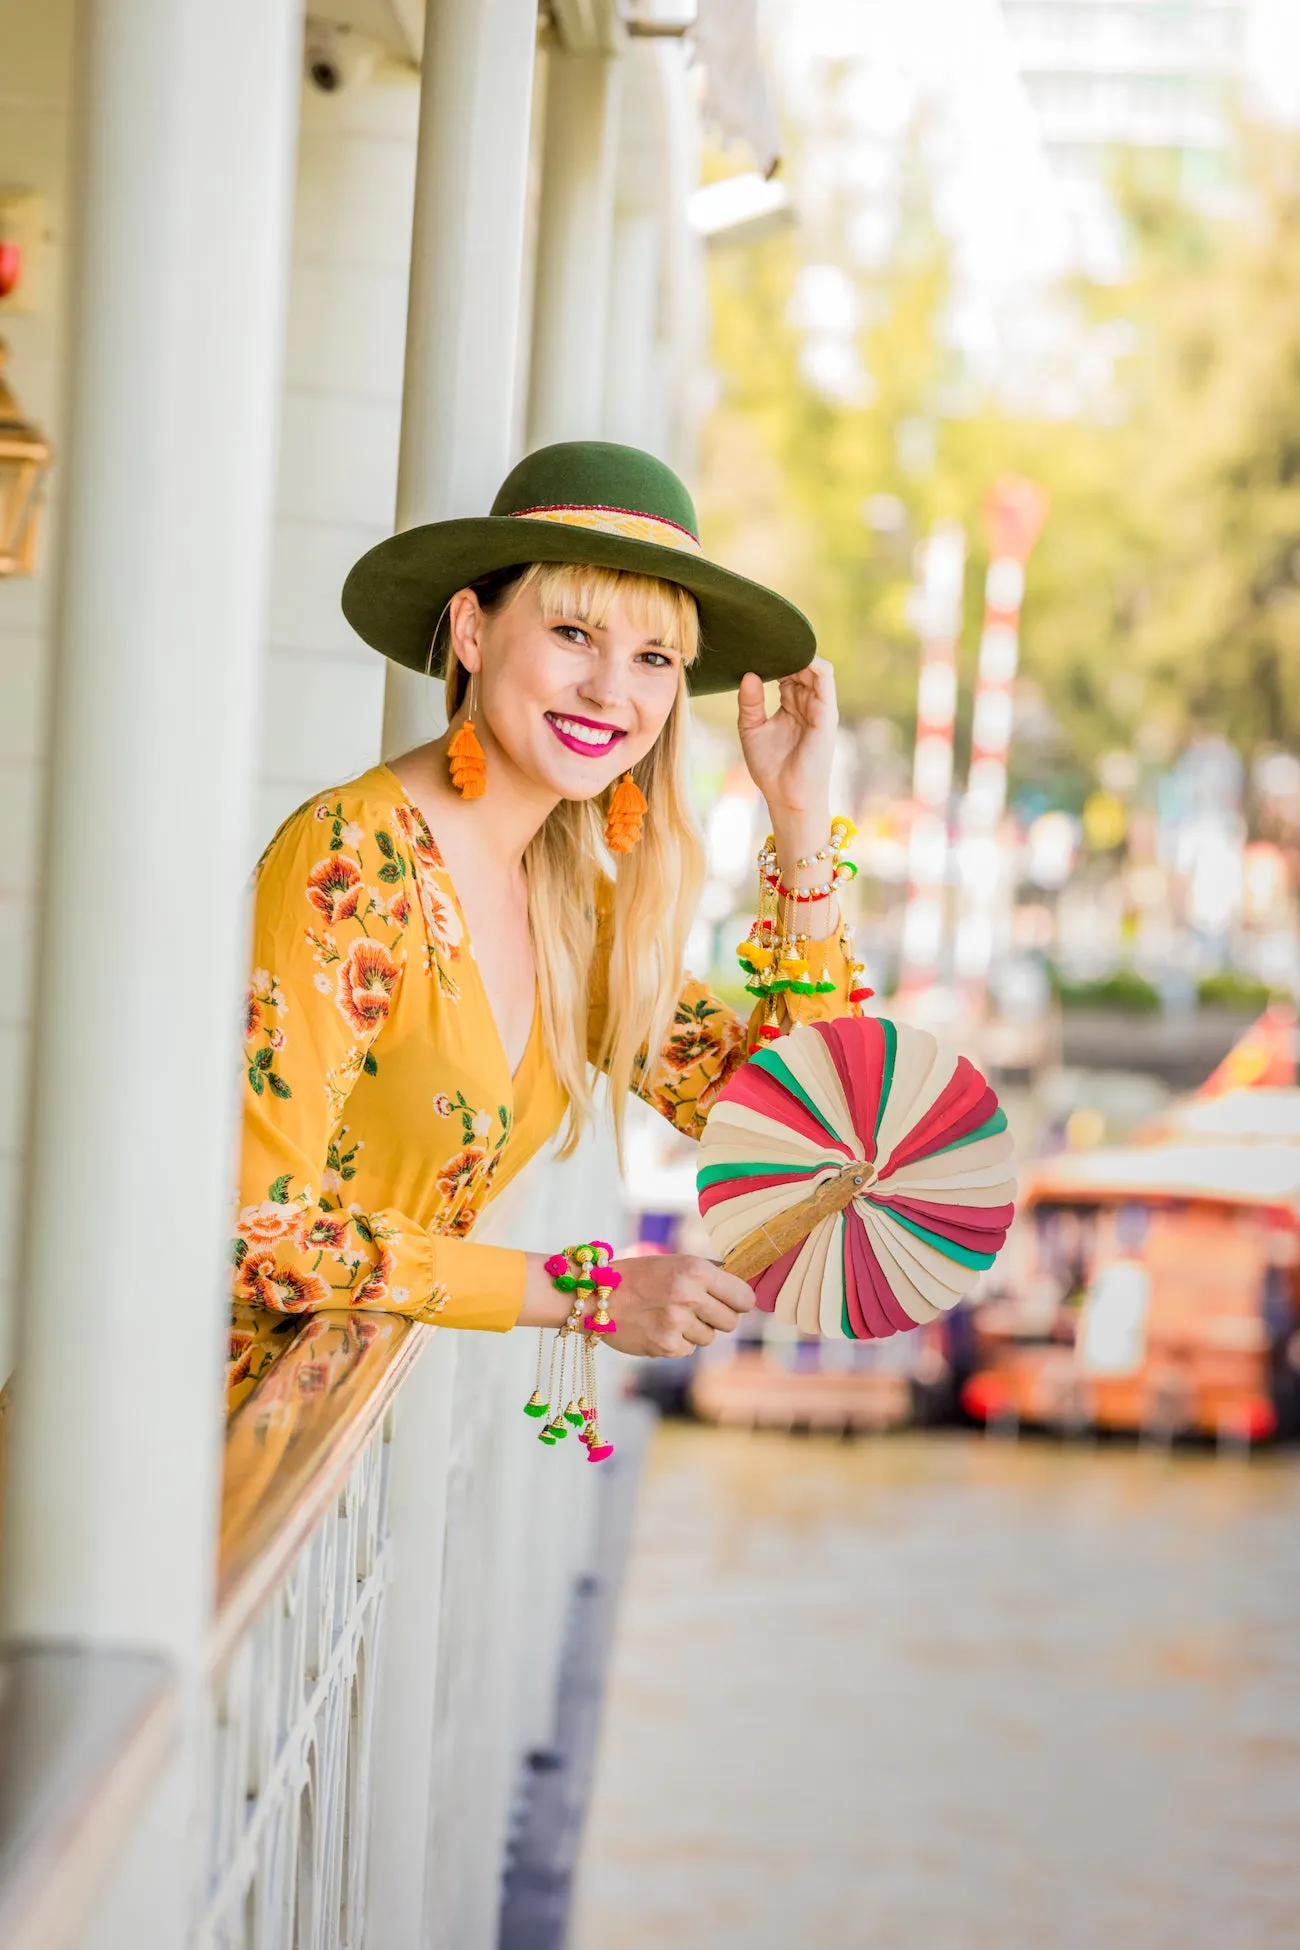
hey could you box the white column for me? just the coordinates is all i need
[2,0,300,1661]
[367,1,542,1934]
[526,49,623,453]
[650,39,706,480]
[381,0,541,758]
[1,0,300,1938]
[602,209,663,450]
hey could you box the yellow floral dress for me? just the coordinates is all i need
[229,763,854,1409]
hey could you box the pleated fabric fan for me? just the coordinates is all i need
[697,1017,1016,1337]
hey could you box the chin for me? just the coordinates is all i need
[514,743,620,803]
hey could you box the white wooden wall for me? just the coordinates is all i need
[259,63,424,845]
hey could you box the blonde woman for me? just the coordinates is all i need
[230,442,861,1408]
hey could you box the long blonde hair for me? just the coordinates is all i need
[444,560,706,1155]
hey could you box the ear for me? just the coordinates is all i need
[447,588,485,676]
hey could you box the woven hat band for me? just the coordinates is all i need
[507,502,703,556]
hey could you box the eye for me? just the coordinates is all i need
[636,648,675,669]
[551,622,591,646]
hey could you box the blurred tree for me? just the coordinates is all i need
[1117,133,1300,755]
[698,128,1300,782]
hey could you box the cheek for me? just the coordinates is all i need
[481,634,567,745]
[493,633,564,708]
[627,675,682,750]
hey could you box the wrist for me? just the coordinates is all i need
[517,1254,572,1329]
[768,807,833,880]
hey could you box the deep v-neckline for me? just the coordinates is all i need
[381,767,541,1088]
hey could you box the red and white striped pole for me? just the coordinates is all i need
[897,521,966,1005]
[954,476,1049,1007]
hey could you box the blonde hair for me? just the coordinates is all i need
[445,560,705,1155]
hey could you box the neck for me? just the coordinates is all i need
[393,713,561,873]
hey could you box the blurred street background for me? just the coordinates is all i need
[573,1427,1300,1950]
[571,2,1300,1942]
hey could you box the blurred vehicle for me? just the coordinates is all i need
[685,1314,970,1434]
[963,1143,1300,1444]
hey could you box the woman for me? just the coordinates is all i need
[229,441,862,1408]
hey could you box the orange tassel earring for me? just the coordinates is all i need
[604,771,648,854]
[447,672,487,799]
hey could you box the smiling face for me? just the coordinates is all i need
[447,563,698,804]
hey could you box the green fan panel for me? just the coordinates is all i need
[877,1206,998,1270]
[749,1049,842,1141]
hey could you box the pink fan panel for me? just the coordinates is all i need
[719,1063,855,1158]
[811,1018,887,1159]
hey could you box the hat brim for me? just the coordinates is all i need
[340,516,815,696]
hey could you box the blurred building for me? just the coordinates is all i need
[1002,0,1247,174]
[999,0,1253,272]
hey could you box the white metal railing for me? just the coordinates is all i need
[194,1132,625,1950]
[199,1411,392,1949]
[0,1140,627,1950]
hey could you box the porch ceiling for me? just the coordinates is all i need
[307,0,425,63]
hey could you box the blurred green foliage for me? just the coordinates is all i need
[698,129,1300,781]
[1049,967,1164,1014]
[1194,970,1281,1012]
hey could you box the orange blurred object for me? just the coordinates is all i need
[964,1143,1300,1445]
[983,474,1050,564]
[1196,1002,1296,1097]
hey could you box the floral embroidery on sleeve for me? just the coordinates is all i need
[430,1091,514,1235]
[634,983,749,1139]
[630,928,857,1144]
[233,796,425,1310]
[245,968,292,1101]
[231,776,533,1364]
[394,801,464,998]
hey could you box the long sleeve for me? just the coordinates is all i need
[232,795,525,1332]
[587,893,858,1142]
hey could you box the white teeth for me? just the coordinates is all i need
[551,714,616,747]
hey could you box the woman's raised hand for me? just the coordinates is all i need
[736,656,838,822]
[606,1253,756,1358]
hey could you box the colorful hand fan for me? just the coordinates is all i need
[697,1016,1016,1337]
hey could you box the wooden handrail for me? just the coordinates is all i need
[212,1308,431,1666]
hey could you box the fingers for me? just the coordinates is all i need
[699,1261,758,1314]
[614,1256,758,1359]
[692,1290,750,1334]
[736,670,769,733]
[778,658,836,723]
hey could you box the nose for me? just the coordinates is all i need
[576,648,632,717]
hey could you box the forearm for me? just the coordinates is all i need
[515,1253,577,1329]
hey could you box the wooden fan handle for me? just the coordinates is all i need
[722,1160,877,1282]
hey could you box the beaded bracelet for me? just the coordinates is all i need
[737,819,857,1004]
[736,821,875,1047]
[522,1240,618,1461]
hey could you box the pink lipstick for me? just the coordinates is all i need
[544,711,627,758]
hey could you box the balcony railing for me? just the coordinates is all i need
[0,1289,617,1950]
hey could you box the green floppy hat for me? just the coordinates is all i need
[340,440,815,696]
